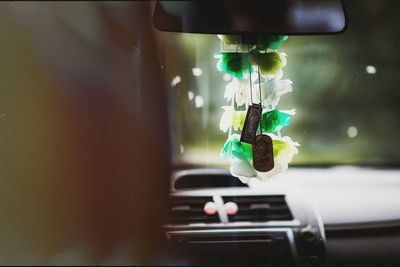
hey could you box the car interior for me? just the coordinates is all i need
[0,1,399,266]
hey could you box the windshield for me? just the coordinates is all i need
[156,0,400,168]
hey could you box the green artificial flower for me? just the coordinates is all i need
[221,133,297,164]
[260,109,292,133]
[219,106,247,133]
[250,51,284,76]
[272,139,291,159]
[220,108,292,133]
[256,35,288,50]
[220,134,253,162]
[214,52,253,79]
[270,134,299,160]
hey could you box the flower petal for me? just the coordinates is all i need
[230,157,257,179]
[219,106,233,132]
[224,78,239,101]
[261,109,293,133]
[251,51,283,76]
[214,52,253,79]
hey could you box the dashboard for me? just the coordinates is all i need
[165,167,400,267]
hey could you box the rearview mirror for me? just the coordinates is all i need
[153,0,347,35]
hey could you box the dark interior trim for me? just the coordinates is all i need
[325,220,400,237]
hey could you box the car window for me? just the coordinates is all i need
[156,0,400,167]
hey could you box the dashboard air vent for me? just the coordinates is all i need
[223,195,293,222]
[168,196,219,225]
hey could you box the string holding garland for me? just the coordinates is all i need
[216,35,299,183]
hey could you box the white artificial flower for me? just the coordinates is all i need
[237,176,251,184]
[224,73,260,107]
[230,158,257,181]
[228,134,299,182]
[219,106,233,133]
[229,149,257,183]
[255,135,299,181]
[224,78,247,107]
[272,68,283,80]
[279,52,287,68]
[259,78,293,108]
[256,157,287,180]
[224,79,237,100]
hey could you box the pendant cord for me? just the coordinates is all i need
[258,66,263,134]
[249,60,253,104]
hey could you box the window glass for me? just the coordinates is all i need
[157,0,400,167]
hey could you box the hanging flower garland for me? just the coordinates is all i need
[215,35,299,182]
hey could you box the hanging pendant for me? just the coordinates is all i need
[240,104,262,144]
[252,134,274,172]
